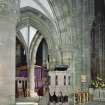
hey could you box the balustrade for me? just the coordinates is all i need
[74,91,89,104]
[16,77,29,98]
[93,89,105,101]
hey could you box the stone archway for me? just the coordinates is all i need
[17,6,61,67]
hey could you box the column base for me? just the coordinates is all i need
[30,90,40,101]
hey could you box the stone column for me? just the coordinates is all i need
[16,44,21,64]
[29,64,39,100]
[42,41,48,67]
[29,64,35,97]
[0,0,19,105]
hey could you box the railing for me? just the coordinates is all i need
[93,89,105,101]
[75,91,89,104]
[16,77,29,97]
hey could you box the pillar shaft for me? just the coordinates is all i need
[0,0,19,105]
[0,20,16,105]
[29,65,35,97]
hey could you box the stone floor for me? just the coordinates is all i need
[85,101,105,105]
[15,101,105,105]
[15,97,105,105]
[16,102,38,105]
[48,101,105,105]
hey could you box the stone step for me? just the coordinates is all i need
[16,102,38,105]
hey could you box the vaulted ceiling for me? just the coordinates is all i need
[17,0,95,67]
[20,0,54,19]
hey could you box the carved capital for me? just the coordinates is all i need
[0,0,19,22]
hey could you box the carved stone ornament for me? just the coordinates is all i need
[0,1,8,15]
[0,0,19,17]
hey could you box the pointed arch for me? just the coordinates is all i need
[16,6,61,66]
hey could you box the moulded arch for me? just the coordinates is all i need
[16,6,61,67]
